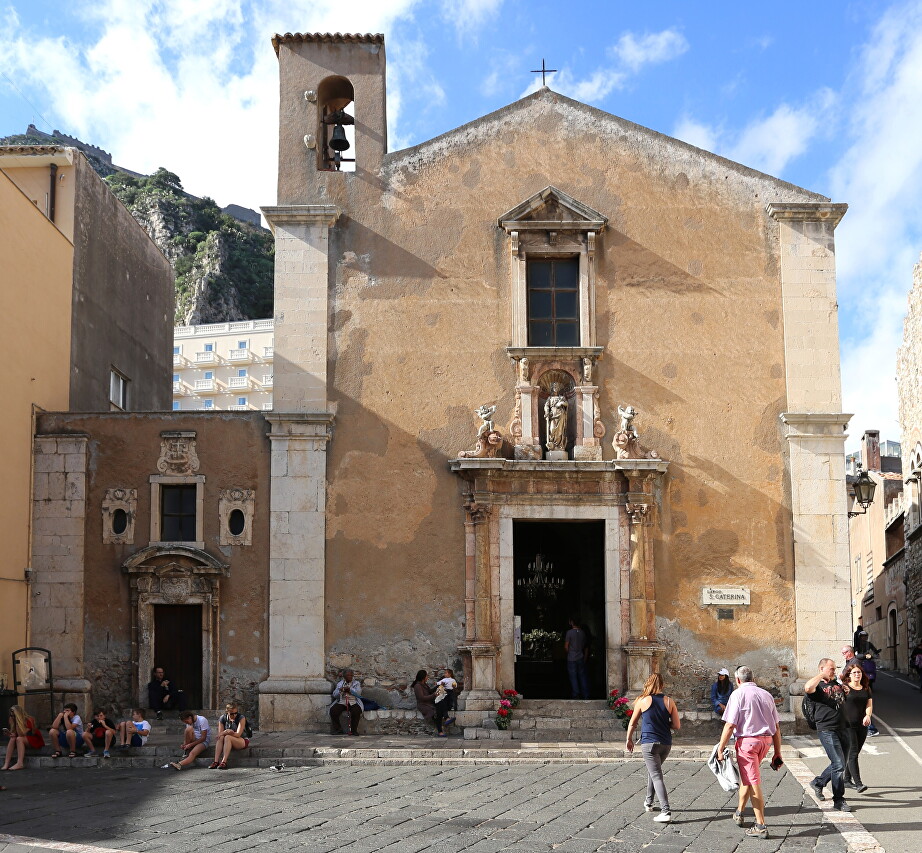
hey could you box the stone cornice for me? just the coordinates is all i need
[766,202,848,227]
[260,205,340,232]
[266,411,335,442]
[506,346,604,360]
[449,458,669,474]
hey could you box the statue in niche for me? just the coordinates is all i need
[544,383,568,452]
[582,357,593,384]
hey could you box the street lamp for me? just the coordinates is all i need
[848,462,877,518]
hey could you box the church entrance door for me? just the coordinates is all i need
[154,604,203,708]
[513,520,605,699]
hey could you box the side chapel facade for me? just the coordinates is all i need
[31,33,853,728]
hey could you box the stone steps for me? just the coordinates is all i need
[17,743,726,769]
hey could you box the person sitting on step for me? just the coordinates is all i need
[168,711,210,770]
[115,709,151,750]
[147,666,188,720]
[82,708,117,758]
[210,702,252,769]
[49,703,83,759]
[329,669,364,736]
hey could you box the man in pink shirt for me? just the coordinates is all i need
[716,666,783,840]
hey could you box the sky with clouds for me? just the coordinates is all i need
[2,0,921,450]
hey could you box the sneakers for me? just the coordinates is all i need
[84,751,97,758]
[832,800,851,812]
[732,810,745,826]
[867,729,880,737]
[103,750,111,759]
[156,711,163,721]
[653,812,672,823]
[810,779,825,800]
[644,803,656,813]
[745,824,768,839]
[856,784,868,793]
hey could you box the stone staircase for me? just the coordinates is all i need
[461,699,781,742]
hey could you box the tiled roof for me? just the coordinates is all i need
[0,145,68,156]
[272,32,384,55]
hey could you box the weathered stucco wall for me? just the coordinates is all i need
[35,412,270,716]
[277,43,827,698]
[70,154,174,412]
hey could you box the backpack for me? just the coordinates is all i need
[802,694,817,730]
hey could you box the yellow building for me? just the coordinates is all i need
[0,145,173,687]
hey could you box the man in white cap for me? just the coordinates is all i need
[711,668,733,716]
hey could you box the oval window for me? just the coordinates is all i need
[112,508,128,535]
[228,508,246,536]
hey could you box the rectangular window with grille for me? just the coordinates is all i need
[527,258,579,346]
[161,485,197,542]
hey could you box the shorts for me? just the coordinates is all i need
[130,733,146,747]
[735,735,772,785]
[90,734,108,748]
[57,729,83,749]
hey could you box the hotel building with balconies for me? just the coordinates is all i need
[173,319,274,411]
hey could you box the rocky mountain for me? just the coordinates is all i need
[105,169,273,324]
[1,128,273,325]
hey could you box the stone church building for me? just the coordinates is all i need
[30,33,853,729]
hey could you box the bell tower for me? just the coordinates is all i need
[272,32,387,202]
[258,33,386,730]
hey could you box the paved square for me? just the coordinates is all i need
[0,760,849,852]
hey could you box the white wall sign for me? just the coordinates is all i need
[702,587,750,606]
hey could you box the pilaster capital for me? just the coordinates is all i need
[260,204,340,232]
[780,412,851,440]
[766,202,848,228]
[266,412,335,444]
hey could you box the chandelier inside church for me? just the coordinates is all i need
[516,553,565,598]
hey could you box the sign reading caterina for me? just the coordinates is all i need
[702,587,750,606]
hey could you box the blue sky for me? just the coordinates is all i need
[2,0,922,449]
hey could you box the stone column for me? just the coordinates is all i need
[622,470,662,690]
[768,203,851,677]
[258,204,339,730]
[458,500,498,710]
[31,435,91,714]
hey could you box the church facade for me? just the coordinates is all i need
[30,33,852,729]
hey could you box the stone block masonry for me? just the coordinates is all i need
[31,434,91,713]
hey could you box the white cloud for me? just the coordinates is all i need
[672,116,719,153]
[828,2,922,448]
[610,29,688,72]
[441,0,502,37]
[671,90,834,175]
[0,0,432,212]
[517,27,686,104]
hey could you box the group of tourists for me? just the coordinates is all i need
[630,645,879,841]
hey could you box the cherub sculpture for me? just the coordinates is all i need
[618,404,638,439]
[476,404,497,438]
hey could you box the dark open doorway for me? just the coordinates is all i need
[154,604,203,708]
[514,520,605,699]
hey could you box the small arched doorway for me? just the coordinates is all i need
[122,545,228,709]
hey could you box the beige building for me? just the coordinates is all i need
[173,320,274,412]
[847,430,906,669]
[1,145,173,684]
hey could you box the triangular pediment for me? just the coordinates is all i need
[498,186,607,232]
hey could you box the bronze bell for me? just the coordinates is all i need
[329,124,350,152]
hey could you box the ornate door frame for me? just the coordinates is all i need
[122,545,229,709]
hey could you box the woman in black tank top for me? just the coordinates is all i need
[841,664,873,792]
[625,673,681,822]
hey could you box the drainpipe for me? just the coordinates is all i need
[49,163,57,223]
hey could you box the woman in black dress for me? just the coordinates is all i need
[841,663,873,793]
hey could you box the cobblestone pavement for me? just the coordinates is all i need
[0,759,857,853]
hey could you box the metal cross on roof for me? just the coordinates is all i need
[531,58,557,87]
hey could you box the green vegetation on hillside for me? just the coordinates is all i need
[105,168,273,323]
